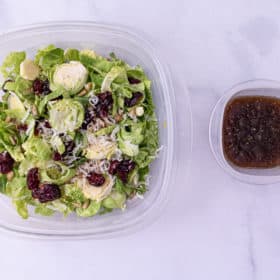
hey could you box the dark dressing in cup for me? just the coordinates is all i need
[223,95,280,168]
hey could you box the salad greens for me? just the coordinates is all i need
[0,45,159,219]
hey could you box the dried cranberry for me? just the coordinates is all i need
[64,140,75,154]
[44,120,51,128]
[98,91,112,103]
[33,79,42,95]
[53,152,62,161]
[95,92,113,118]
[82,108,95,129]
[0,152,14,174]
[33,79,51,96]
[34,120,46,136]
[118,160,135,172]
[34,119,52,135]
[42,81,51,94]
[27,168,40,190]
[36,183,61,203]
[117,160,135,183]
[87,172,105,186]
[117,171,129,183]
[99,108,108,118]
[82,92,113,125]
[31,188,40,199]
[109,159,136,183]
[128,77,141,84]
[108,160,120,175]
[125,92,143,107]
[34,121,40,136]
[34,128,40,136]
[17,123,28,131]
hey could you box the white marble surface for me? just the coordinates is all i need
[1,0,280,279]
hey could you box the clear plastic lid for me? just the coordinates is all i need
[0,21,192,239]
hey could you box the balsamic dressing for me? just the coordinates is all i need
[223,95,280,168]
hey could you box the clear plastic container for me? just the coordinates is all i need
[209,79,280,185]
[0,21,192,239]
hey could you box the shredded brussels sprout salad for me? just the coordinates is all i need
[0,45,159,218]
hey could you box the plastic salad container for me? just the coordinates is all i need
[209,79,280,185]
[0,21,192,239]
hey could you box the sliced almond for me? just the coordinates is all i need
[84,82,93,91]
[31,105,38,116]
[78,89,88,97]
[114,113,123,123]
[6,171,14,181]
[82,199,90,209]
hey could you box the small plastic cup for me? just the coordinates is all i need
[209,79,280,185]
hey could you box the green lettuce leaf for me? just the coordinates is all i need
[40,162,76,185]
[61,183,86,209]
[6,174,31,219]
[34,45,56,64]
[38,90,62,115]
[6,92,27,120]
[50,200,72,216]
[1,51,26,78]
[6,175,29,198]
[134,119,158,168]
[64,48,80,61]
[101,66,128,92]
[90,72,104,89]
[4,77,33,102]
[35,45,64,70]
[127,67,146,81]
[119,120,145,145]
[132,74,158,168]
[22,136,52,161]
[76,200,101,217]
[102,190,126,209]
[94,125,116,136]
[114,177,135,196]
[18,157,37,176]
[34,204,55,216]
[0,174,7,194]
[0,103,7,121]
[0,120,24,161]
[14,200,29,219]
[117,120,146,157]
[118,139,139,157]
[80,55,113,73]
